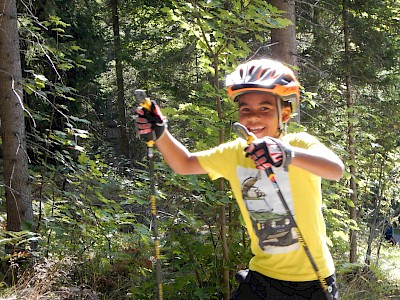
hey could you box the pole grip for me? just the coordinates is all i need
[135,89,152,111]
[141,98,152,111]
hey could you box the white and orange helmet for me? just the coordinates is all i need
[226,59,300,113]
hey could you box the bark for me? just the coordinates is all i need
[342,0,358,263]
[268,0,299,122]
[0,0,33,232]
[111,0,130,158]
[268,0,297,67]
[212,54,230,299]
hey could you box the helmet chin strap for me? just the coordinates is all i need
[276,96,285,137]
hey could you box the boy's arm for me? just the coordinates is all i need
[155,130,207,175]
[135,100,206,175]
[290,147,344,180]
[245,137,344,181]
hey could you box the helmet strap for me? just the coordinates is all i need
[276,96,284,136]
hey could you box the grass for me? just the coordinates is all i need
[1,241,400,299]
[338,241,400,300]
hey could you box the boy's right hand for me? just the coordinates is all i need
[135,100,167,142]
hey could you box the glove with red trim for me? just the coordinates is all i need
[245,137,294,171]
[135,100,167,142]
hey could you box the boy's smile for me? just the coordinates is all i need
[237,92,291,139]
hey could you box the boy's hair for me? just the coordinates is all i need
[226,59,299,113]
[281,98,292,108]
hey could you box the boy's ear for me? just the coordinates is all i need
[282,106,292,123]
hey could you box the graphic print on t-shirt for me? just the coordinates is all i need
[238,167,299,254]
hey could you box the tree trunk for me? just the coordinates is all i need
[268,0,297,66]
[365,197,380,265]
[342,0,358,263]
[212,54,230,300]
[365,155,385,265]
[111,0,130,158]
[0,0,33,232]
[268,0,299,122]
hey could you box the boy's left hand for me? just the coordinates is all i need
[245,137,293,170]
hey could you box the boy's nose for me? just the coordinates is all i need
[247,112,261,120]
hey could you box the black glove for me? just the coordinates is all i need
[135,100,167,142]
[245,137,294,171]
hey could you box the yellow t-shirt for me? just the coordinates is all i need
[196,132,335,281]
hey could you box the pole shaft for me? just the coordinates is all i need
[148,146,163,300]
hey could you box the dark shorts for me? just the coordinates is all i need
[230,270,339,300]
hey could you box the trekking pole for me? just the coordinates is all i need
[233,122,333,300]
[135,89,163,300]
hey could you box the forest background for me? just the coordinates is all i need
[0,0,399,299]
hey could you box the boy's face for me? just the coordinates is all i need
[237,92,291,139]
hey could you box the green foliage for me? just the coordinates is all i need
[162,0,291,74]
[298,0,400,264]
[0,0,399,298]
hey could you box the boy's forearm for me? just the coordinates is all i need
[155,130,206,175]
[291,147,344,180]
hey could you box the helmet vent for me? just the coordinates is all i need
[281,75,293,84]
[249,66,255,75]
[259,69,267,79]
[239,69,244,78]
[268,70,275,78]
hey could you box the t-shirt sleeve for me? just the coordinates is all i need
[284,132,328,152]
[195,139,246,181]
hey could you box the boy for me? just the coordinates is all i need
[136,59,344,299]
